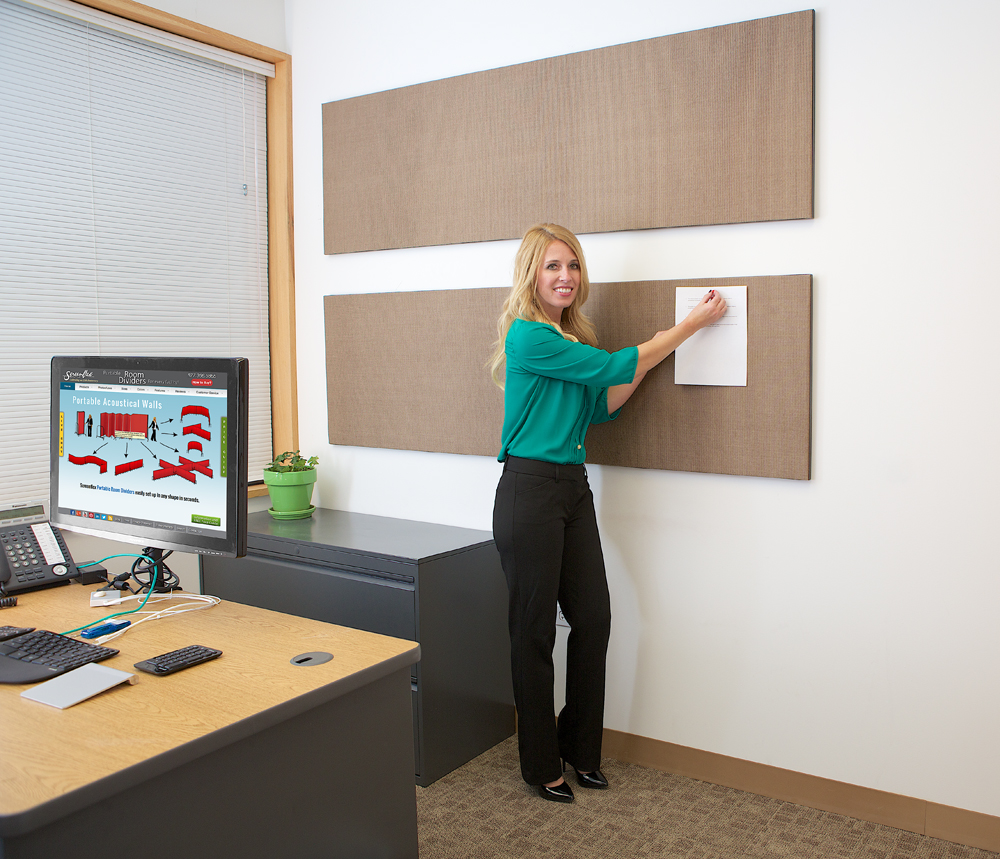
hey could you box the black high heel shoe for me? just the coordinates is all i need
[536,780,574,803]
[563,759,609,790]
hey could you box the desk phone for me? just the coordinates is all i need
[0,501,80,595]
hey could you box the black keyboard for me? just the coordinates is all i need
[0,629,119,684]
[134,644,222,676]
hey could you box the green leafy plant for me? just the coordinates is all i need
[264,450,319,473]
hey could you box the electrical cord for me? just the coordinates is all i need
[61,551,221,641]
[80,551,178,594]
[78,553,141,578]
[61,552,161,637]
[128,549,179,593]
[89,593,222,645]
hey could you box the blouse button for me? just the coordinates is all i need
[577,444,582,450]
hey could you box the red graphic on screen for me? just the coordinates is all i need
[182,423,211,441]
[65,400,218,489]
[153,457,213,484]
[181,405,211,424]
[68,454,108,474]
[114,459,144,476]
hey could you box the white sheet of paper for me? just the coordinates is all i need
[674,286,748,386]
[21,662,136,709]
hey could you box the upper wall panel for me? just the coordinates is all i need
[322,11,814,254]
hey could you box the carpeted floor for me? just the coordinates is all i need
[416,737,997,859]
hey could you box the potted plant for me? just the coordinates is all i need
[263,450,319,519]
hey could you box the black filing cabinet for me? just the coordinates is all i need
[200,508,515,786]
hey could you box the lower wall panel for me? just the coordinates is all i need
[324,275,812,480]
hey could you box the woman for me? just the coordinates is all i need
[490,224,726,803]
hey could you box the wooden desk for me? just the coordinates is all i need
[0,583,420,859]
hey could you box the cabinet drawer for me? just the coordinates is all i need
[202,554,416,641]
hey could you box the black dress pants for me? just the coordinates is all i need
[492,456,612,786]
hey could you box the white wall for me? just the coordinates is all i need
[144,0,287,50]
[285,0,1000,818]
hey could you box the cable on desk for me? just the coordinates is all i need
[89,593,222,644]
[61,553,220,641]
[80,551,178,595]
[61,552,162,636]
[78,553,148,585]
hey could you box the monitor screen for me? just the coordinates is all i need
[50,356,248,559]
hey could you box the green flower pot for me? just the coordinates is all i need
[263,468,317,518]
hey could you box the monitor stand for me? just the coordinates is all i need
[134,547,180,593]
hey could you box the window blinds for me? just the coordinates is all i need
[0,0,273,508]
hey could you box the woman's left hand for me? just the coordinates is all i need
[609,289,730,412]
[682,289,728,332]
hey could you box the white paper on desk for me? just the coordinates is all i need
[21,663,136,709]
[674,286,748,386]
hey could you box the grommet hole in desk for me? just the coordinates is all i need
[291,651,333,666]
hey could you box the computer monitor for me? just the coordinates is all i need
[49,356,249,582]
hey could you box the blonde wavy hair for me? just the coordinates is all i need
[489,224,598,388]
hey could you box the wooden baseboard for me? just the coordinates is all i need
[603,728,1000,853]
[926,802,1000,853]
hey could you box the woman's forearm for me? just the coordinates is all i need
[634,321,698,377]
[634,289,728,377]
[608,290,728,412]
[606,324,691,412]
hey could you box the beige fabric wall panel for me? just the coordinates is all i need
[325,275,811,479]
[325,289,506,457]
[322,11,814,254]
[583,276,812,480]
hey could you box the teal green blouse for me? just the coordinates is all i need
[498,319,639,465]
